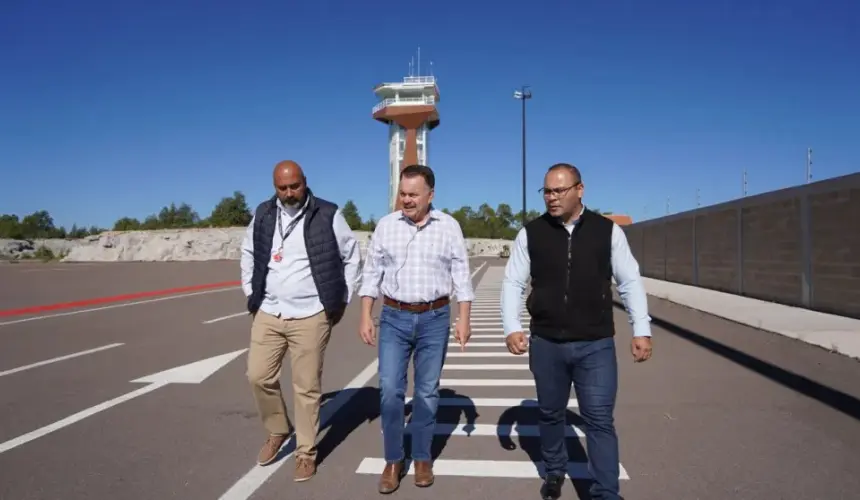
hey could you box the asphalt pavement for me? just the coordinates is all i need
[0,260,242,312]
[1,258,859,500]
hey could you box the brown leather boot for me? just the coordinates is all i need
[413,460,434,487]
[378,460,404,494]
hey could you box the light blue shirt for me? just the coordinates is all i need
[500,207,652,338]
[240,196,361,319]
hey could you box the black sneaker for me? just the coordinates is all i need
[540,473,564,500]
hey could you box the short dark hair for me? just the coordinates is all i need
[400,164,435,189]
[547,162,582,183]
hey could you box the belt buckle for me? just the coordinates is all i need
[388,297,408,311]
[405,301,426,313]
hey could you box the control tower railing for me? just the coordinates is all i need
[372,95,436,114]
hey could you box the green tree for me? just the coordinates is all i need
[341,200,362,230]
[113,217,141,232]
[0,210,70,239]
[141,215,161,230]
[20,210,58,238]
[68,224,92,238]
[207,191,252,227]
[360,216,377,232]
[157,203,199,228]
[0,214,24,239]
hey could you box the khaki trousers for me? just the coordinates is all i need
[246,310,332,460]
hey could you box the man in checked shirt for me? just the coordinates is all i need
[358,163,475,494]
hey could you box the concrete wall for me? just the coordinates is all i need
[621,172,860,319]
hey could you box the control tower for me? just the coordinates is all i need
[372,68,440,213]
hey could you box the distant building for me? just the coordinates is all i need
[604,214,633,226]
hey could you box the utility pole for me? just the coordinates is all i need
[806,147,813,184]
[743,168,748,196]
[513,86,532,228]
[665,197,670,215]
[696,188,701,207]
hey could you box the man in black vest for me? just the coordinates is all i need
[500,163,653,500]
[239,160,361,482]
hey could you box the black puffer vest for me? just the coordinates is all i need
[246,189,347,322]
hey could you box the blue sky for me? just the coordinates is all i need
[2,0,858,229]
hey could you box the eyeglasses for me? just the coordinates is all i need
[538,182,580,198]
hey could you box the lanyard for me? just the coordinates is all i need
[276,204,307,248]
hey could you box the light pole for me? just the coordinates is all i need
[513,85,532,228]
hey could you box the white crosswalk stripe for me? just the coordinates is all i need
[355,265,630,482]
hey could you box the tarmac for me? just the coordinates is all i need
[1,258,859,500]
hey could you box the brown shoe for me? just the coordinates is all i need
[256,434,287,466]
[413,460,434,487]
[294,456,316,482]
[378,461,405,494]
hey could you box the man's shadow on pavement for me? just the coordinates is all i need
[316,387,381,464]
[266,387,381,466]
[404,388,479,460]
[294,387,479,466]
[498,400,594,500]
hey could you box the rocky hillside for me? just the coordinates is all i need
[1,228,513,262]
[1,238,80,261]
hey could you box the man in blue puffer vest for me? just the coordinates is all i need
[239,160,361,482]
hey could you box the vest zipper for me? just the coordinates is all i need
[564,231,573,305]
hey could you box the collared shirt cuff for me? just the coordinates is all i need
[632,321,652,337]
[455,292,475,302]
[503,323,523,337]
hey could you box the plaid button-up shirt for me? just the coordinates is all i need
[358,208,475,303]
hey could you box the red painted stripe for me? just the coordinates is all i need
[0,280,241,318]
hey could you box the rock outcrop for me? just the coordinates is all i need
[1,228,514,262]
[0,238,80,261]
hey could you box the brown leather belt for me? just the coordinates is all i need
[383,295,450,313]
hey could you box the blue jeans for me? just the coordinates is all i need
[529,335,620,500]
[378,303,451,463]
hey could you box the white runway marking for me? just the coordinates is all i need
[448,341,505,347]
[0,349,247,455]
[0,343,124,378]
[405,397,577,408]
[400,422,584,438]
[0,287,240,327]
[202,312,247,324]
[356,458,630,480]
[443,363,528,370]
[447,351,524,357]
[440,378,535,387]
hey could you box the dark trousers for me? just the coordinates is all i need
[529,334,621,500]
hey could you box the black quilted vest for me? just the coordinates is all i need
[246,189,347,320]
